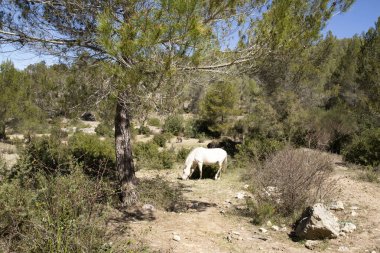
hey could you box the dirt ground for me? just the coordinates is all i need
[106,141,380,253]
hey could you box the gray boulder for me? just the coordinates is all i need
[294,203,340,240]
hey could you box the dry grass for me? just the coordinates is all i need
[250,148,336,219]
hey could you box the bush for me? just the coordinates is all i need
[152,133,170,147]
[250,148,334,220]
[163,115,184,135]
[0,170,115,252]
[343,128,380,167]
[10,136,73,179]
[69,133,116,178]
[138,125,151,135]
[50,125,69,139]
[358,167,380,183]
[159,149,176,170]
[147,117,161,127]
[236,138,284,167]
[133,141,175,170]
[95,122,114,137]
[176,147,191,162]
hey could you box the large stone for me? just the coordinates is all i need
[294,203,340,240]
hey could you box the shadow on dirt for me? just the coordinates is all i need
[108,176,217,228]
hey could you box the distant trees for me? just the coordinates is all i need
[199,81,239,136]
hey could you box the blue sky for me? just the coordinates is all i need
[1,0,379,70]
[323,0,380,38]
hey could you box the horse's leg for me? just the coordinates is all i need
[215,161,223,180]
[198,162,203,180]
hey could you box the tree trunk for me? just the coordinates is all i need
[115,95,138,204]
[0,122,6,141]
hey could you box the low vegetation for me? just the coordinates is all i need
[247,148,335,224]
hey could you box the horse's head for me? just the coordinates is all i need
[181,163,191,180]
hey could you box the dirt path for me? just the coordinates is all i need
[108,160,380,253]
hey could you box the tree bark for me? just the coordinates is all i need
[115,94,137,204]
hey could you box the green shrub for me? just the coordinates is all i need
[358,167,380,183]
[236,138,284,167]
[95,122,114,137]
[152,133,170,147]
[246,199,276,225]
[0,170,114,252]
[138,125,151,135]
[159,149,176,170]
[147,117,161,127]
[10,136,73,179]
[343,128,380,167]
[133,141,175,170]
[50,125,69,139]
[163,115,184,135]
[176,147,191,162]
[69,133,116,178]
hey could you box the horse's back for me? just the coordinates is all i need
[194,147,227,164]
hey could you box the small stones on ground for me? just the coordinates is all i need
[243,184,249,189]
[266,220,273,227]
[330,200,345,211]
[236,192,245,199]
[226,231,242,242]
[351,210,358,216]
[142,204,155,211]
[350,206,359,210]
[271,225,280,231]
[173,234,181,242]
[305,240,320,250]
[338,246,349,252]
[340,222,356,233]
[259,227,268,233]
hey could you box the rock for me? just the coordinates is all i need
[266,220,273,227]
[338,246,349,252]
[236,192,245,199]
[294,203,340,240]
[226,234,232,243]
[173,235,181,242]
[80,112,96,121]
[142,204,155,211]
[305,240,320,250]
[351,211,358,217]
[330,201,345,211]
[232,231,240,235]
[340,222,356,233]
[271,225,280,231]
[259,228,268,233]
[350,206,359,210]
[243,184,249,189]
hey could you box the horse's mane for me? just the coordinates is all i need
[185,147,201,165]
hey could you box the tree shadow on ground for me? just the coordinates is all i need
[108,176,217,225]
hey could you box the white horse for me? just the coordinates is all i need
[181,147,228,180]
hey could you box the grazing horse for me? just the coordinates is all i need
[181,147,227,180]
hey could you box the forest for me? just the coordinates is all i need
[0,0,379,252]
